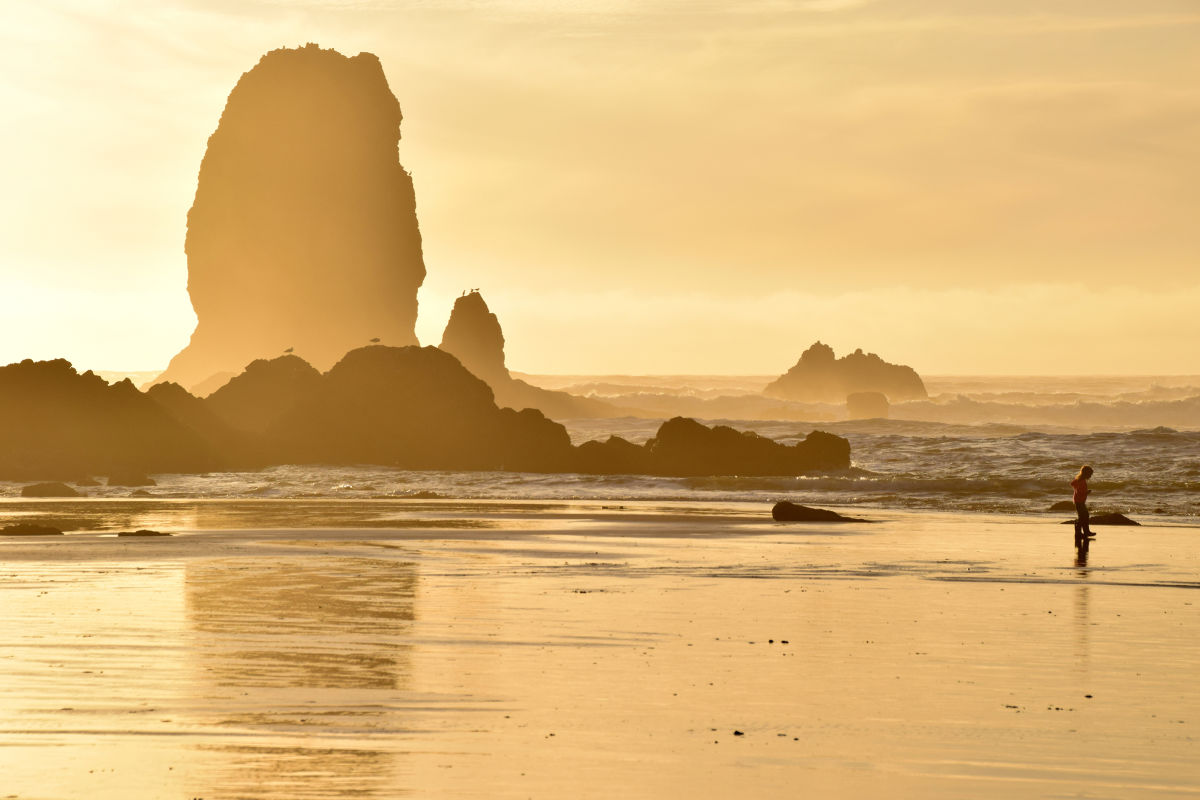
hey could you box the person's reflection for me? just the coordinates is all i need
[1074,543,1091,676]
[185,556,417,798]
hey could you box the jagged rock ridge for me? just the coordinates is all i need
[0,354,852,481]
[154,43,426,391]
[764,342,927,403]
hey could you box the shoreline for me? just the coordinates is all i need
[1,501,1197,797]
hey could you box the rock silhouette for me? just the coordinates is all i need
[206,355,323,434]
[1060,512,1140,526]
[440,291,509,388]
[0,359,220,481]
[771,501,868,523]
[577,417,850,476]
[0,354,853,480]
[153,44,426,391]
[439,291,620,419]
[764,342,927,403]
[261,345,572,470]
[21,482,81,498]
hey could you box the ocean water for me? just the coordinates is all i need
[3,375,1197,523]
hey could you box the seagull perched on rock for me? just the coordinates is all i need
[283,347,293,354]
[370,337,381,344]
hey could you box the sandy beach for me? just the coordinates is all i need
[0,501,1196,798]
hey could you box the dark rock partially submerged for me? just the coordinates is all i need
[1049,500,1076,512]
[1061,512,1140,526]
[577,418,850,476]
[118,530,171,537]
[21,482,81,498]
[1,523,64,536]
[771,501,869,523]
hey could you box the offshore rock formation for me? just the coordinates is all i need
[764,342,927,403]
[243,346,574,471]
[154,44,426,391]
[439,291,509,388]
[0,355,853,481]
[439,291,620,420]
[0,359,220,480]
[576,417,850,476]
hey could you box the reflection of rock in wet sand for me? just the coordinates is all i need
[185,556,416,798]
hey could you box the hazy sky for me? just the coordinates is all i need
[1,0,1197,375]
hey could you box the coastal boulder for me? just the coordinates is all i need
[765,342,927,403]
[153,44,427,391]
[643,417,850,476]
[21,482,80,498]
[771,501,868,523]
[575,435,653,475]
[1,523,64,535]
[1061,512,1140,526]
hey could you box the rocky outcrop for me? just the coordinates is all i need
[1,523,64,536]
[764,342,927,403]
[645,417,850,476]
[771,501,869,523]
[439,291,620,419]
[0,359,221,481]
[153,44,426,391]
[265,345,574,471]
[206,355,323,434]
[576,417,850,476]
[0,355,855,480]
[21,482,80,498]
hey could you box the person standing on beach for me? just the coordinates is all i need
[1071,465,1095,539]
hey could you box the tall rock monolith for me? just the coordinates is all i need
[153,44,426,391]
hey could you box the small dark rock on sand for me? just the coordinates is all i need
[772,501,868,523]
[1,523,64,536]
[20,482,81,498]
[117,529,171,537]
[1060,512,1140,526]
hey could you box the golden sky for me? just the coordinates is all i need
[1,0,1198,375]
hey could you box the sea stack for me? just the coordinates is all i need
[438,291,620,420]
[764,342,927,403]
[439,291,509,388]
[153,44,426,391]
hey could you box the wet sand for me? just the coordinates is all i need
[1,501,1197,798]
